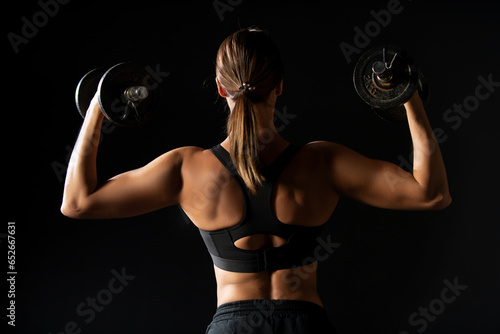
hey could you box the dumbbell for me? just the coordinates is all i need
[75,62,159,126]
[353,45,429,122]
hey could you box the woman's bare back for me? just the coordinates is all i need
[178,140,340,306]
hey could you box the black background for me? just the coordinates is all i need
[4,0,500,333]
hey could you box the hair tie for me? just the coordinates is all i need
[238,82,255,92]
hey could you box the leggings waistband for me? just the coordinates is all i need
[213,299,325,321]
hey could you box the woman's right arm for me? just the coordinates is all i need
[324,91,451,211]
[61,94,189,219]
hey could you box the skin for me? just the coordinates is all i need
[61,79,451,308]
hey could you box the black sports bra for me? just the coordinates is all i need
[179,144,324,273]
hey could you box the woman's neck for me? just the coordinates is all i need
[222,104,289,165]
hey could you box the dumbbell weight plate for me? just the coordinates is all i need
[98,62,159,127]
[353,45,419,121]
[75,67,107,118]
[371,69,430,122]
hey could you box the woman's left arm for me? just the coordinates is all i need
[323,91,451,211]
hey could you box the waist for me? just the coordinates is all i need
[214,263,322,307]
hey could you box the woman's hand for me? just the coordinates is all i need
[87,92,105,123]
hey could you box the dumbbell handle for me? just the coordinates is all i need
[124,86,148,102]
[372,61,393,83]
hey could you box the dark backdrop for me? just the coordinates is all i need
[5,0,499,333]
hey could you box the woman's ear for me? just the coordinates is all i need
[216,77,229,98]
[276,79,283,96]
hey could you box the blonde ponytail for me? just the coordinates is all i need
[227,88,263,193]
[216,28,284,193]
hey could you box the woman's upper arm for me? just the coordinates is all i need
[320,141,444,210]
[64,147,196,219]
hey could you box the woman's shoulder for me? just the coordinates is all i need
[294,141,361,169]
[162,145,214,159]
[166,145,232,172]
[149,146,214,173]
[299,141,351,156]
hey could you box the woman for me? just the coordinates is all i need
[61,28,451,333]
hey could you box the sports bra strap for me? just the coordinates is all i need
[184,142,326,273]
[210,144,239,177]
[210,144,301,182]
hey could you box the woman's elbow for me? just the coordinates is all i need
[428,192,452,210]
[60,200,88,219]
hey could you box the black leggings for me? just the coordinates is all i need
[205,299,338,334]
